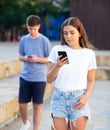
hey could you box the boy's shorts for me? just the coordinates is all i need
[51,88,91,121]
[19,77,46,104]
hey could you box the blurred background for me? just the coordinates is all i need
[0,0,110,50]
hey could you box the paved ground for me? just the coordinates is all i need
[0,80,110,130]
[0,42,19,63]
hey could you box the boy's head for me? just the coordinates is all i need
[26,15,41,37]
[26,15,41,26]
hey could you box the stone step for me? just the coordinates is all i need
[96,55,110,66]
[96,66,110,80]
[0,60,23,80]
[0,75,54,128]
[95,50,110,66]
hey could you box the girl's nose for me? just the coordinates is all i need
[67,33,71,38]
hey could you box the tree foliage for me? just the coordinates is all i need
[53,0,70,12]
[0,0,70,41]
[0,0,68,29]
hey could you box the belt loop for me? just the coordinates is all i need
[59,90,61,96]
[66,92,68,96]
[72,91,74,96]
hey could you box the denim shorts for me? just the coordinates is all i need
[51,88,91,121]
[19,77,46,104]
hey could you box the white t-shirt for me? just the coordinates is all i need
[48,45,97,92]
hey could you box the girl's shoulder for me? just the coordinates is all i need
[83,48,96,56]
[84,48,95,52]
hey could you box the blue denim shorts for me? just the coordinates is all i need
[51,88,91,121]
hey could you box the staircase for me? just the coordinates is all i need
[95,51,110,80]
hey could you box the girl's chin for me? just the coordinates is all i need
[67,42,72,46]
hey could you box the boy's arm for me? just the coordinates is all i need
[19,54,27,62]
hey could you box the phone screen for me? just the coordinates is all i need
[28,56,32,58]
[58,51,68,59]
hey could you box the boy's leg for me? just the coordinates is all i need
[19,103,28,124]
[19,77,31,127]
[33,103,42,130]
[32,82,46,130]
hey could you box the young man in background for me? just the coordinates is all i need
[18,15,51,130]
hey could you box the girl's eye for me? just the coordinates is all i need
[71,32,75,34]
[64,32,68,35]
[64,32,75,35]
[71,31,76,34]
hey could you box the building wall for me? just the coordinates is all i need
[70,0,110,50]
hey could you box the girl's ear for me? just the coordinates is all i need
[38,24,41,27]
[79,32,81,37]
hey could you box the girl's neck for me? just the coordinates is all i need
[70,44,82,49]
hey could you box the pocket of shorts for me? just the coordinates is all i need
[73,89,85,99]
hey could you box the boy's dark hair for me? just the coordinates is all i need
[26,15,41,26]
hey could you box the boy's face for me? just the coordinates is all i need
[27,24,40,37]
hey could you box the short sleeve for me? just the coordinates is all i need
[88,51,97,70]
[43,38,51,57]
[48,47,58,64]
[18,37,25,55]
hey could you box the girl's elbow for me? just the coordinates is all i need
[47,75,53,83]
[47,78,52,84]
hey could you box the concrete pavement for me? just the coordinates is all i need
[0,80,110,130]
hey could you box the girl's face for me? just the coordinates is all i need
[63,25,81,48]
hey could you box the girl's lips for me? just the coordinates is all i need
[67,40,72,43]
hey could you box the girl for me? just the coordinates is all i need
[47,17,97,130]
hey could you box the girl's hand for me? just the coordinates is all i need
[73,94,89,110]
[57,55,69,67]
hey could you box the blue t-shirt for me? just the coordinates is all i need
[19,34,51,82]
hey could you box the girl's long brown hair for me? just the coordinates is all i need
[61,17,94,49]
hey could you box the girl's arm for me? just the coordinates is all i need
[73,69,96,110]
[47,56,68,83]
[84,69,96,97]
[47,62,61,83]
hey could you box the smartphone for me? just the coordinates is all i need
[58,51,68,60]
[28,55,32,58]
